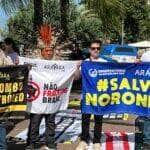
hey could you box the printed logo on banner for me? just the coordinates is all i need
[44,63,65,72]
[88,68,126,77]
[27,81,40,102]
[88,69,98,78]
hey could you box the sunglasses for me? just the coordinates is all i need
[91,47,100,51]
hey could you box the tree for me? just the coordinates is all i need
[123,0,150,41]
[33,0,43,30]
[139,19,150,40]
[68,4,102,44]
[6,0,103,49]
[82,0,150,42]
[0,0,43,31]
[60,0,69,40]
[43,0,60,27]
[81,0,124,40]
[7,3,35,46]
[1,0,71,38]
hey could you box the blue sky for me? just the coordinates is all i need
[0,7,9,29]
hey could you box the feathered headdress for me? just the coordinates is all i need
[38,24,53,49]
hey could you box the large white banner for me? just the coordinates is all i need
[19,57,77,114]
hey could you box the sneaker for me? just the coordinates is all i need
[76,141,88,150]
[93,143,101,150]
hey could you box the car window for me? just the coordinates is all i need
[115,47,134,53]
[101,46,112,55]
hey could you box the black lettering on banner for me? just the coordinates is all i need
[43,96,60,103]
[44,83,58,90]
[43,82,62,103]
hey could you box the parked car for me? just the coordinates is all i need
[82,47,117,62]
[100,44,138,62]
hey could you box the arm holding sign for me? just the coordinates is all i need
[0,49,13,66]
[74,60,82,80]
[0,49,13,150]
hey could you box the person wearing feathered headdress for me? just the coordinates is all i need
[26,25,57,150]
[37,24,55,60]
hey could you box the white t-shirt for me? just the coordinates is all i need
[141,51,150,62]
[79,57,108,70]
[85,57,108,62]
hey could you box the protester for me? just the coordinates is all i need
[27,49,56,150]
[26,25,56,150]
[37,38,54,60]
[141,50,150,62]
[40,46,54,60]
[0,41,5,51]
[0,48,13,66]
[76,40,109,150]
[140,51,150,146]
[0,49,13,150]
[4,37,19,65]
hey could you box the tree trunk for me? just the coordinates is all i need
[33,0,43,31]
[60,0,69,40]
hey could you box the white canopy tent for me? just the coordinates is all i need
[128,41,150,48]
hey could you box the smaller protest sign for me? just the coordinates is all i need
[0,65,29,113]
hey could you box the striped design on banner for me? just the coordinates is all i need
[88,132,135,150]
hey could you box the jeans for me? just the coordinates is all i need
[27,114,55,146]
[0,124,7,150]
[143,117,150,144]
[81,113,103,143]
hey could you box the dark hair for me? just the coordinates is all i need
[0,41,4,49]
[90,40,102,47]
[4,37,19,54]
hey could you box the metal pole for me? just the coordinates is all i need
[121,19,124,45]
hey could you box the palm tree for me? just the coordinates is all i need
[82,0,124,39]
[60,0,69,40]
[33,0,43,30]
[0,0,43,30]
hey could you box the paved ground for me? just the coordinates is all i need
[6,91,138,150]
[7,116,136,150]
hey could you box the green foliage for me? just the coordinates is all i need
[43,0,61,28]
[139,2,150,40]
[6,0,103,48]
[69,5,102,42]
[7,2,35,47]
[82,0,150,42]
[3,0,150,48]
[139,18,150,40]
[82,0,124,38]
[123,0,150,41]
[0,0,30,14]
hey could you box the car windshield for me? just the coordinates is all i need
[115,47,134,53]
